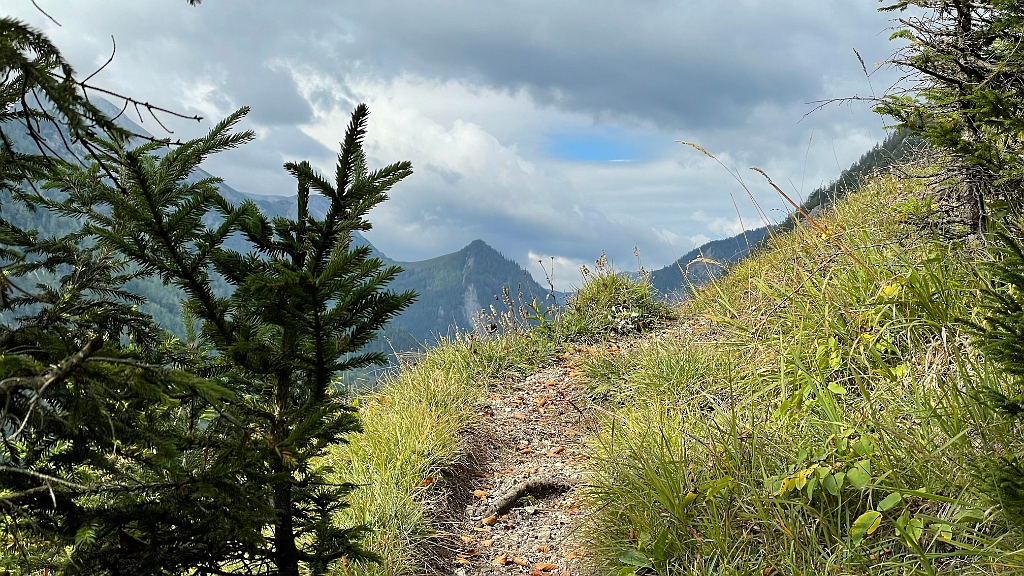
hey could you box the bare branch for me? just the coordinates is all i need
[30,0,61,27]
[0,334,104,395]
[81,35,116,85]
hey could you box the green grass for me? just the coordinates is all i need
[318,252,671,575]
[581,174,1024,575]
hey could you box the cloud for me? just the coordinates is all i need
[6,0,903,286]
[526,252,590,292]
[691,211,746,238]
[291,73,671,286]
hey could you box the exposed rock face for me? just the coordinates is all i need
[462,283,482,328]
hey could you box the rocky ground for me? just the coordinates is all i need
[425,342,633,576]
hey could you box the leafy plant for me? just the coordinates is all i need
[562,252,670,340]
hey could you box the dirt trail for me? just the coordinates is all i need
[429,342,628,576]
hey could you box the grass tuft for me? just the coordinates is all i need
[560,252,671,341]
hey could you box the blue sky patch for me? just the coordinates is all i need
[545,129,652,162]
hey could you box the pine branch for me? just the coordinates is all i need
[0,333,103,394]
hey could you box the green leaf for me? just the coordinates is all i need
[700,476,736,498]
[827,382,848,395]
[652,529,670,560]
[848,460,872,489]
[74,524,96,547]
[878,492,902,512]
[931,522,953,542]
[618,549,653,568]
[853,436,875,456]
[953,508,985,524]
[850,510,883,547]
[805,475,817,500]
[906,517,924,543]
[617,566,639,576]
[822,473,839,496]
[679,491,699,509]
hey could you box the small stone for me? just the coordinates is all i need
[525,505,537,515]
[536,530,551,540]
[455,569,467,576]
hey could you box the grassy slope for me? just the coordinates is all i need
[581,174,1023,575]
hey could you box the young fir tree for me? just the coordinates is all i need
[0,13,243,575]
[970,230,1024,536]
[56,104,415,575]
[876,1,1024,233]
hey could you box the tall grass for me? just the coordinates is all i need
[582,174,1024,575]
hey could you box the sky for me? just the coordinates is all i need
[5,1,905,289]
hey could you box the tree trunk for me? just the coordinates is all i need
[273,330,300,576]
[272,468,300,576]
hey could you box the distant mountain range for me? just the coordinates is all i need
[2,100,547,351]
[212,188,549,349]
[649,227,772,296]
[4,99,919,347]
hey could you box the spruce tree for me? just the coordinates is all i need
[969,230,1024,535]
[55,104,416,575]
[2,5,417,575]
[876,1,1024,233]
[0,12,245,575]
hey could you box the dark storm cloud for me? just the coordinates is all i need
[328,0,893,130]
[15,1,895,136]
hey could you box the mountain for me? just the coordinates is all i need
[648,129,924,298]
[384,240,548,347]
[2,177,543,350]
[2,99,545,351]
[649,227,772,296]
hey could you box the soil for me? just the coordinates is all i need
[424,341,632,576]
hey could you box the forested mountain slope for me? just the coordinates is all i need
[386,239,548,346]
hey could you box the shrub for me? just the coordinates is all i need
[561,252,670,340]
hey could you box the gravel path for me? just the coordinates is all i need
[427,343,623,576]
